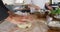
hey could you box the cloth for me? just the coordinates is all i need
[0,0,9,21]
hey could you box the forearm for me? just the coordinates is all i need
[45,3,53,10]
[27,4,38,7]
[27,4,40,10]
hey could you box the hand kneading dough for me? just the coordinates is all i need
[17,22,32,29]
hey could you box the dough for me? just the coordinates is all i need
[17,22,32,29]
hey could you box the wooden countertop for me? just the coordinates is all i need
[48,29,60,32]
[0,13,60,32]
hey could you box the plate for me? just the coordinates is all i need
[48,21,60,28]
[54,15,60,19]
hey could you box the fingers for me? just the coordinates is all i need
[7,14,34,24]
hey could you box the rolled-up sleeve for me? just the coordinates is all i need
[0,0,9,21]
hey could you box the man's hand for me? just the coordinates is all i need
[5,14,34,24]
[5,11,27,24]
[27,4,40,10]
[5,14,27,24]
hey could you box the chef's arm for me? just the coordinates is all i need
[45,3,53,10]
[26,4,40,10]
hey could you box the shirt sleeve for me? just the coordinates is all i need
[0,0,9,21]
